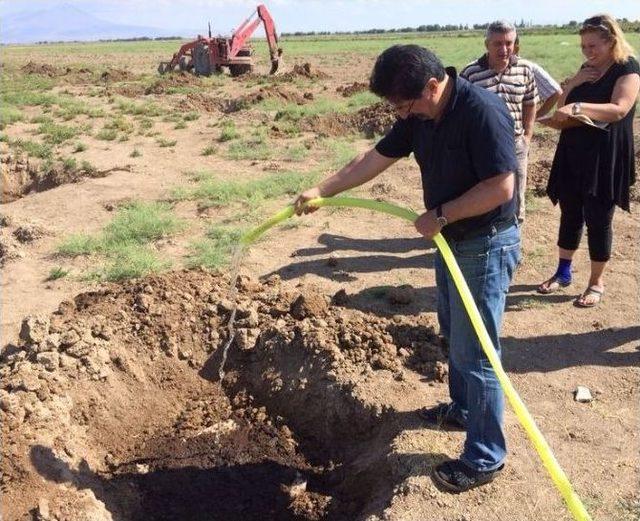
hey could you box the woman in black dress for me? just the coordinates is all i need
[538,14,640,307]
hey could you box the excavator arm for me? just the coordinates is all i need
[229,4,282,74]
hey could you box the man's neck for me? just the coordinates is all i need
[432,75,453,122]
[487,54,509,73]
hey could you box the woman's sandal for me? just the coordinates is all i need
[537,275,572,294]
[574,286,604,308]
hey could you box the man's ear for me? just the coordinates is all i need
[426,78,439,96]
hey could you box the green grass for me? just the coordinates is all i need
[100,244,171,281]
[283,143,310,161]
[96,128,118,141]
[173,170,321,208]
[201,144,217,156]
[130,148,142,158]
[187,226,246,269]
[156,137,177,147]
[62,156,77,171]
[57,200,182,247]
[57,233,103,256]
[37,119,80,144]
[218,120,240,142]
[11,138,53,159]
[116,99,165,117]
[0,105,24,129]
[73,142,87,153]
[47,266,69,280]
[57,202,183,280]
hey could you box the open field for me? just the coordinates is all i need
[1,32,639,520]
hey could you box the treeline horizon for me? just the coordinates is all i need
[9,17,640,46]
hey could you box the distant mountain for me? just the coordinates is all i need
[0,3,181,44]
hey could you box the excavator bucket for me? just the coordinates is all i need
[269,48,283,75]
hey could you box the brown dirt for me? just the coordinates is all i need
[336,82,369,97]
[278,63,330,82]
[144,72,202,94]
[225,86,309,113]
[303,102,396,138]
[1,270,445,520]
[21,61,61,77]
[177,92,224,113]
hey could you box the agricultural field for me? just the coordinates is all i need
[1,31,639,521]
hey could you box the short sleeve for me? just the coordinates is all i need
[375,118,413,158]
[523,66,539,106]
[468,101,518,180]
[621,56,640,76]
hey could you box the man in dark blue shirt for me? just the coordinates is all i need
[294,44,521,493]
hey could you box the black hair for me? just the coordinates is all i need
[369,44,445,101]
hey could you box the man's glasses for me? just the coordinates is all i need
[390,98,416,116]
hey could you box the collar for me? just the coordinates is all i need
[441,66,461,117]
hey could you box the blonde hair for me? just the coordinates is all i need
[580,14,636,63]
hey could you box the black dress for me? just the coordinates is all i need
[547,56,640,211]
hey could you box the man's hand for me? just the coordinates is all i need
[293,186,323,215]
[414,209,442,240]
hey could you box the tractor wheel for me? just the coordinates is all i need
[229,63,253,77]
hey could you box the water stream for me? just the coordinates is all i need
[217,244,245,381]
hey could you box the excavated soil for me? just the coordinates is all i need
[336,82,368,97]
[2,269,445,521]
[224,86,310,113]
[303,102,397,138]
[144,72,203,95]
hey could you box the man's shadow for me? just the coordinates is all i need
[269,233,434,282]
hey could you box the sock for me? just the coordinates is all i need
[554,258,572,284]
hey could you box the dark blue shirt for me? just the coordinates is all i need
[376,67,517,240]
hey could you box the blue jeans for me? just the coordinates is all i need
[435,223,521,472]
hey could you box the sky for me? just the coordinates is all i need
[1,0,639,34]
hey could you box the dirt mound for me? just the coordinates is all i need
[145,72,202,94]
[225,86,309,113]
[528,158,552,197]
[112,84,146,97]
[336,82,368,97]
[100,68,136,83]
[177,92,224,113]
[303,102,396,138]
[2,269,445,520]
[1,153,131,202]
[279,63,330,81]
[21,61,60,77]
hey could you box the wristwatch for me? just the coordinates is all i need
[436,205,448,228]
[571,102,582,116]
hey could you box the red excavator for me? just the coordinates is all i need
[158,4,282,77]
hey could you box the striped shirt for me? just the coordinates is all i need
[517,58,562,102]
[461,54,538,137]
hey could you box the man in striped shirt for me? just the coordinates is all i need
[461,21,538,222]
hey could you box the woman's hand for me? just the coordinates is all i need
[568,66,600,87]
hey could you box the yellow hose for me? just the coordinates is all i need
[242,196,592,521]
